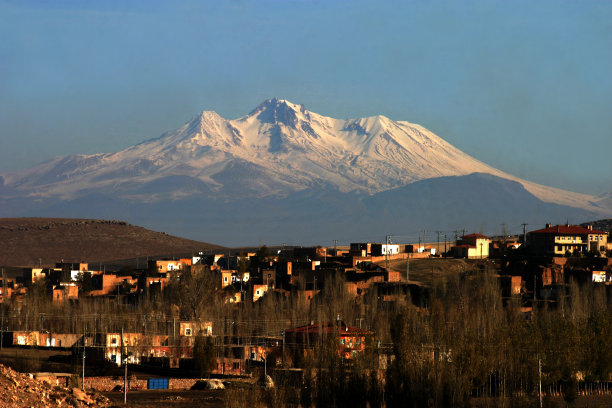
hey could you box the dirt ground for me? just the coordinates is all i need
[378,257,492,285]
[104,389,224,407]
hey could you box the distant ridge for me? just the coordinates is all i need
[0,218,223,267]
[1,99,610,245]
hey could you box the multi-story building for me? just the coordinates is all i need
[528,224,608,256]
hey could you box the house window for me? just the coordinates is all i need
[111,338,117,345]
[185,328,192,336]
[224,276,228,282]
[233,362,240,370]
[256,290,260,295]
[340,339,345,345]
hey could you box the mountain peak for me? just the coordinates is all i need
[248,98,307,126]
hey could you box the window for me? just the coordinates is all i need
[233,362,240,370]
[185,328,192,336]
[340,339,345,345]
[111,337,117,345]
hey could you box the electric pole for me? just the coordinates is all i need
[444,234,447,255]
[522,223,528,247]
[121,327,127,404]
[385,235,391,270]
[538,357,542,408]
[82,329,86,391]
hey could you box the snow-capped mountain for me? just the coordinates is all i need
[1,99,609,244]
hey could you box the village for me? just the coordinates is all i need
[0,223,610,406]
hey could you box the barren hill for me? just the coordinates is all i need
[0,218,223,267]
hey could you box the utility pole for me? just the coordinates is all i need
[334,239,338,256]
[1,267,4,350]
[522,223,528,247]
[122,327,127,405]
[538,357,542,408]
[437,231,440,255]
[82,329,86,391]
[444,234,447,255]
[282,330,285,367]
[385,235,391,270]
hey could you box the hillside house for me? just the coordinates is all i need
[150,259,188,273]
[350,243,372,257]
[22,268,45,285]
[371,243,400,256]
[253,284,270,302]
[221,270,233,288]
[452,233,490,259]
[52,283,78,303]
[89,273,137,296]
[285,321,372,359]
[179,320,212,337]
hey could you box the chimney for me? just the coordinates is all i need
[587,225,593,230]
[545,223,552,228]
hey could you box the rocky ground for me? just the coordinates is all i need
[0,363,111,407]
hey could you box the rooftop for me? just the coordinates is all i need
[530,225,607,235]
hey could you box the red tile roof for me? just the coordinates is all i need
[463,233,490,239]
[529,225,607,235]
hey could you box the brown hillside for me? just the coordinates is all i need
[0,218,223,267]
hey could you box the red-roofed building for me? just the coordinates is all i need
[528,224,608,256]
[285,321,372,359]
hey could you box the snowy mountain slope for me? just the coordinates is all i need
[1,98,609,216]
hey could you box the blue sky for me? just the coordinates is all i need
[1,0,611,195]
